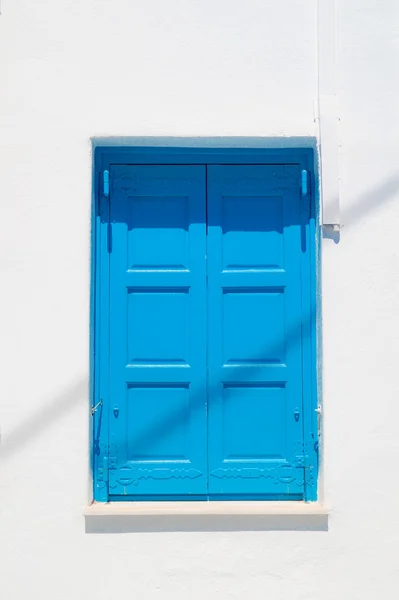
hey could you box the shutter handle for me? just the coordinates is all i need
[113,406,119,418]
[294,408,300,422]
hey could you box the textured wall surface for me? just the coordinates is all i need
[0,1,399,599]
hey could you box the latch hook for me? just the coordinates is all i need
[91,399,103,416]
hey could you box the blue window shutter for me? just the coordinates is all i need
[108,165,207,497]
[206,166,306,498]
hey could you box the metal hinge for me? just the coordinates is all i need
[98,455,117,481]
[301,169,308,197]
[295,441,317,469]
[102,456,109,484]
[295,441,316,488]
[301,169,311,217]
[103,170,109,198]
[295,454,312,469]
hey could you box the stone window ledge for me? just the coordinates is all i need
[84,501,329,533]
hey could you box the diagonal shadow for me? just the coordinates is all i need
[0,377,88,460]
[104,171,399,465]
[342,173,399,228]
[119,311,310,458]
[1,171,398,463]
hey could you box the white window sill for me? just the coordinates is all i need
[84,501,329,533]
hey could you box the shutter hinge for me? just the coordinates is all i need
[102,456,109,484]
[95,454,109,500]
[103,169,109,198]
[99,455,117,483]
[301,169,311,217]
[96,444,117,500]
[301,169,308,197]
[295,441,316,487]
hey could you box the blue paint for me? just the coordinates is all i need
[94,146,315,169]
[207,166,309,497]
[103,169,109,197]
[108,166,208,497]
[92,147,318,502]
[89,170,99,492]
[305,166,320,501]
[93,181,111,501]
[301,169,308,196]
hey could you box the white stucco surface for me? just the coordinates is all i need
[1,1,399,598]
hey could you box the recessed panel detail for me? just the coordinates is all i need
[222,196,283,269]
[222,385,287,461]
[126,384,190,461]
[127,289,189,364]
[127,196,189,269]
[222,289,285,364]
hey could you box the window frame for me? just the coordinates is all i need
[91,145,320,503]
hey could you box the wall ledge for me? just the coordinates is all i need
[84,502,329,533]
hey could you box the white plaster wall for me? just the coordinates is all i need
[0,1,398,598]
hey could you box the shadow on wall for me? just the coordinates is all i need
[93,306,315,460]
[0,377,88,460]
[323,172,399,243]
[342,173,399,228]
[85,513,328,534]
[92,136,318,149]
[1,170,399,464]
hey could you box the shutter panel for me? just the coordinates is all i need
[206,165,305,498]
[108,166,207,498]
